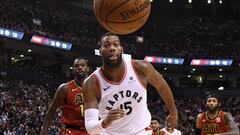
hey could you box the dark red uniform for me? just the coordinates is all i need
[61,80,89,135]
[198,111,229,135]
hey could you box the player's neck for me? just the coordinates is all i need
[207,110,220,119]
[102,61,125,82]
[74,78,85,87]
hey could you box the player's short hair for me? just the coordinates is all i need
[151,115,161,124]
[98,32,122,46]
[74,57,88,66]
[206,94,220,101]
[206,93,222,107]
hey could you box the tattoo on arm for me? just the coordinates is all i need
[224,113,239,134]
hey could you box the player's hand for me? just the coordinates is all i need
[166,114,178,131]
[101,108,125,128]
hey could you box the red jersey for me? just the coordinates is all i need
[198,111,229,135]
[61,80,84,127]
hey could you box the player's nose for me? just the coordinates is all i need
[77,66,84,70]
[109,44,116,51]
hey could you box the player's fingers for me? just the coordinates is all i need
[108,114,122,120]
[116,108,125,113]
[108,112,124,120]
[117,109,125,116]
[109,109,125,116]
[109,109,121,115]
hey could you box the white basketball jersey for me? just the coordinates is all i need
[93,59,151,135]
[161,128,182,135]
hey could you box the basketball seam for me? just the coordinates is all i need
[101,0,129,34]
[105,25,125,34]
[97,0,150,34]
[105,10,150,23]
[106,10,150,34]
[105,0,130,21]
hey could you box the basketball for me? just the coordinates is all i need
[93,0,151,35]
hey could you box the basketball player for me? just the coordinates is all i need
[159,127,181,135]
[41,57,89,135]
[159,121,181,135]
[151,116,162,135]
[195,95,239,135]
[83,32,178,135]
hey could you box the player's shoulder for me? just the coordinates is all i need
[83,73,99,87]
[197,112,205,119]
[54,83,69,97]
[132,59,151,66]
[222,111,233,119]
[131,59,152,70]
[58,83,68,90]
[220,110,228,114]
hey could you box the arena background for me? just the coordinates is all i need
[0,0,240,134]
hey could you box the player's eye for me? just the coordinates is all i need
[113,43,120,47]
[103,43,110,48]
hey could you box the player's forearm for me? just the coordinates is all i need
[85,108,104,134]
[220,130,239,135]
[157,84,177,115]
[224,113,240,135]
[40,109,56,135]
[227,126,240,135]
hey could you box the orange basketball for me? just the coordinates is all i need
[93,0,151,35]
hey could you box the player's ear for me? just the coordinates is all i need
[217,102,221,107]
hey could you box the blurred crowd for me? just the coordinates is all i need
[143,16,240,60]
[0,79,62,135]
[0,79,239,135]
[148,96,240,135]
[0,0,100,53]
[1,0,240,59]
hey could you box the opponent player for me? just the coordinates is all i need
[195,95,239,135]
[41,57,89,135]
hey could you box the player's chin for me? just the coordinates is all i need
[77,73,85,78]
[108,59,118,63]
[106,59,118,64]
[108,55,119,61]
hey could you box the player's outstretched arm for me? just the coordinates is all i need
[132,60,178,129]
[40,84,68,135]
[220,113,239,135]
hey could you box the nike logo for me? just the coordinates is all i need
[72,88,78,92]
[103,86,111,91]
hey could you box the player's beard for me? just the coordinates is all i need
[74,70,87,80]
[207,105,218,114]
[77,73,86,79]
[103,55,123,68]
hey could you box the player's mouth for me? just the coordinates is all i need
[108,54,118,60]
[76,70,84,74]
